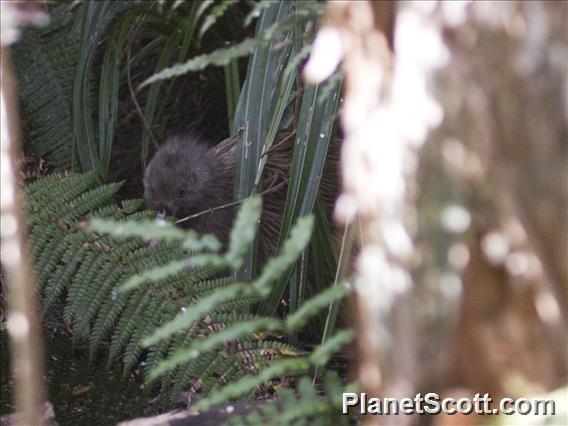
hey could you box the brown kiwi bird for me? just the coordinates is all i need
[143,131,339,262]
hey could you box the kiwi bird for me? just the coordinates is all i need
[143,132,339,261]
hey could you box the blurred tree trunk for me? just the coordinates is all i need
[443,0,567,313]
[440,0,567,403]
[1,2,48,424]
[312,1,566,424]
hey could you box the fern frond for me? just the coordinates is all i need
[309,329,354,367]
[89,290,128,359]
[107,289,153,366]
[253,215,314,296]
[72,240,142,338]
[43,234,89,309]
[193,358,310,412]
[148,317,283,380]
[12,7,79,171]
[27,172,331,408]
[90,217,194,243]
[224,372,353,426]
[225,196,262,269]
[27,172,98,211]
[200,356,243,396]
[199,0,238,39]
[65,252,108,335]
[121,297,166,376]
[143,282,254,347]
[140,5,307,88]
[165,350,217,403]
[61,182,122,224]
[286,282,350,331]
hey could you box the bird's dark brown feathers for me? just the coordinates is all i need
[143,132,340,261]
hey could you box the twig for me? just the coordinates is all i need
[176,174,287,224]
[1,39,46,426]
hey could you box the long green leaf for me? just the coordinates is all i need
[139,9,295,89]
[320,221,355,345]
[262,76,342,316]
[98,10,133,179]
[311,197,338,294]
[252,44,299,190]
[232,2,294,282]
[223,58,240,128]
[72,1,127,174]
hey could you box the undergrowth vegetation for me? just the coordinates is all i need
[27,172,352,410]
[9,0,354,423]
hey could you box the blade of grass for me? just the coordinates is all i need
[321,221,355,344]
[313,220,356,380]
[311,197,338,293]
[98,10,133,179]
[303,197,339,338]
[72,1,126,174]
[223,58,240,128]
[231,1,294,282]
[253,43,298,190]
[261,77,342,317]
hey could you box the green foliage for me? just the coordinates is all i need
[98,7,134,177]
[195,357,311,412]
[231,2,297,283]
[73,1,129,175]
[224,372,354,426]
[140,2,303,89]
[12,7,79,171]
[220,0,340,321]
[199,0,239,39]
[13,2,129,176]
[225,196,262,269]
[135,1,208,167]
[20,1,353,421]
[286,282,350,331]
[138,2,335,304]
[309,329,355,367]
[28,173,352,411]
[12,1,230,178]
[191,328,355,415]
[265,72,343,317]
[16,0,343,336]
[27,173,302,405]
[113,214,314,347]
[95,208,354,414]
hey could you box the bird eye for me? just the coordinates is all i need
[177,187,185,197]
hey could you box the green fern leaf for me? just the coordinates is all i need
[193,358,310,412]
